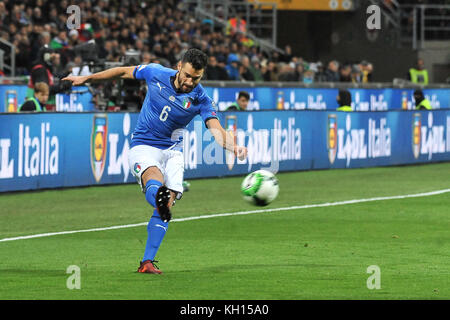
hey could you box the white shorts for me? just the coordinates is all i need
[128,144,184,196]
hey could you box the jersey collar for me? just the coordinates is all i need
[170,73,183,94]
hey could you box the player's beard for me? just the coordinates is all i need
[181,84,193,93]
[177,76,194,93]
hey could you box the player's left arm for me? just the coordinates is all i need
[206,118,248,160]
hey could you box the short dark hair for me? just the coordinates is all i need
[238,91,250,100]
[181,48,208,70]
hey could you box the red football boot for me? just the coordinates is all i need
[137,260,162,274]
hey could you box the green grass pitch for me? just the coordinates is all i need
[0,163,449,299]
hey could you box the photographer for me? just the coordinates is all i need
[27,45,72,110]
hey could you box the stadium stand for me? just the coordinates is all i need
[0,0,374,84]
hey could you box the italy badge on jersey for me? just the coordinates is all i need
[182,98,191,109]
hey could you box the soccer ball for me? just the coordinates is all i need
[241,170,279,206]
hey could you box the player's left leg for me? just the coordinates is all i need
[145,148,184,264]
[140,167,169,266]
[138,175,178,273]
[128,145,169,274]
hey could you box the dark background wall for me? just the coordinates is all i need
[276,6,418,82]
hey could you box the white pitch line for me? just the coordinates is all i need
[1,188,449,243]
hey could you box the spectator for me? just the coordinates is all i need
[50,30,68,50]
[408,58,429,85]
[226,12,247,36]
[263,61,278,81]
[359,60,373,83]
[324,60,340,82]
[32,7,45,25]
[12,31,31,74]
[315,62,327,82]
[303,64,317,84]
[249,56,264,82]
[278,63,297,82]
[239,56,255,81]
[351,64,362,83]
[226,53,240,80]
[205,55,229,80]
[294,63,304,82]
[68,29,80,47]
[216,55,229,75]
[141,52,152,65]
[303,69,315,84]
[225,91,250,111]
[0,2,8,28]
[280,45,293,63]
[18,82,49,112]
[339,64,352,82]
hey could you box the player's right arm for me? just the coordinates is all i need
[62,66,136,86]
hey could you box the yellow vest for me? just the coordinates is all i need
[409,68,429,85]
[18,97,44,112]
[416,99,432,110]
[337,106,352,112]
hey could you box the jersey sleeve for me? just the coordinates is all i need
[133,63,160,82]
[197,87,218,125]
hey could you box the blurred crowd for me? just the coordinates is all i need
[0,0,373,84]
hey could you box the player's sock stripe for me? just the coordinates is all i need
[1,188,449,242]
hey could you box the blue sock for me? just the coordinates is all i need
[145,179,162,208]
[143,209,169,261]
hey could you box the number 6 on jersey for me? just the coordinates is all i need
[159,105,171,121]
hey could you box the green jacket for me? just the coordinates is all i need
[225,102,242,111]
[337,105,352,112]
[18,97,44,112]
[416,99,432,110]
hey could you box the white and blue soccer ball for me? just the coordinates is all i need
[241,170,279,206]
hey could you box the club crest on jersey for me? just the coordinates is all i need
[182,98,192,109]
[412,113,421,159]
[327,114,338,164]
[91,114,108,182]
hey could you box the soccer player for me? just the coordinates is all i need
[63,48,248,274]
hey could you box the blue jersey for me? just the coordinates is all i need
[130,63,218,150]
